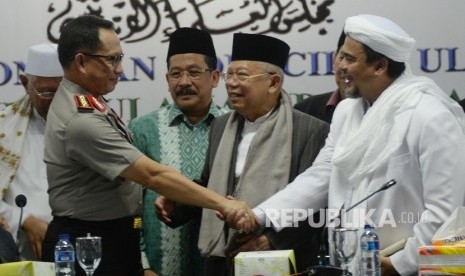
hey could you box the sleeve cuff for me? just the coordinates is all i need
[141,251,151,270]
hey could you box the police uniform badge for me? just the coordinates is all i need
[74,95,107,113]
[88,96,107,112]
[74,95,94,112]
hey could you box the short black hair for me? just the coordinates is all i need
[58,15,114,68]
[362,44,405,79]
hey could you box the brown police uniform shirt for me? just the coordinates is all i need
[44,78,142,221]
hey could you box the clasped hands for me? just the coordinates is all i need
[155,195,259,234]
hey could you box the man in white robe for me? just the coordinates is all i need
[233,14,465,275]
[0,43,63,260]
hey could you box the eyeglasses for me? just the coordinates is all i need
[167,69,213,81]
[83,53,124,67]
[31,86,56,100]
[221,72,274,82]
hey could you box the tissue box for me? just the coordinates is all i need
[234,249,296,276]
[418,244,465,275]
[0,261,55,276]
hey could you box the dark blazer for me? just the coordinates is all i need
[172,108,329,271]
[294,91,335,123]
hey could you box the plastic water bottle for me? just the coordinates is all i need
[55,233,75,276]
[360,224,380,276]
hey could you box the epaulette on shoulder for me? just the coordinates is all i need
[74,95,94,113]
[87,96,107,112]
[74,95,107,113]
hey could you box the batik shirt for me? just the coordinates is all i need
[129,102,228,276]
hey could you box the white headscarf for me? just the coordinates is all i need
[344,14,416,63]
[334,15,465,226]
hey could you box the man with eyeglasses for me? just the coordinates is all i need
[40,15,255,276]
[128,27,229,276]
[156,33,329,274]
[0,43,62,261]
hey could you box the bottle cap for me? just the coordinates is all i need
[58,233,70,240]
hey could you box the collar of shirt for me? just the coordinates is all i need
[325,89,343,111]
[167,102,225,127]
[31,106,46,126]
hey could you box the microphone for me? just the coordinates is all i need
[15,194,27,208]
[15,194,27,259]
[305,179,397,275]
[330,179,397,225]
[344,179,396,215]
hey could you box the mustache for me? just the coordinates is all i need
[176,87,197,96]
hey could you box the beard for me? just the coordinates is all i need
[344,87,361,99]
[340,73,360,99]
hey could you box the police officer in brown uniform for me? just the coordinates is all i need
[41,15,256,276]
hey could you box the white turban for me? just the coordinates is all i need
[344,14,416,63]
[25,43,63,77]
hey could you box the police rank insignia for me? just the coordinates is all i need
[88,96,107,112]
[74,95,107,113]
[74,95,94,112]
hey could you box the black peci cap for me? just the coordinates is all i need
[166,27,217,64]
[231,33,290,69]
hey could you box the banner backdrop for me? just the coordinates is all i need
[1,0,464,121]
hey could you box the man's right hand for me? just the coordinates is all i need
[154,196,174,224]
[221,200,259,234]
[22,215,49,260]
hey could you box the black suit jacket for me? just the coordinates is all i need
[294,91,335,123]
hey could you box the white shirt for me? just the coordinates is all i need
[2,108,52,259]
[235,112,270,177]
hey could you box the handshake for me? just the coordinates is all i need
[155,195,260,233]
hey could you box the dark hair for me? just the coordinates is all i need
[58,15,114,68]
[167,55,217,70]
[336,31,346,53]
[362,44,405,79]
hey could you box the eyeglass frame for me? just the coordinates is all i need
[82,53,124,67]
[166,68,214,82]
[221,72,274,82]
[30,86,56,100]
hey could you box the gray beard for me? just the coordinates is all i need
[344,88,361,99]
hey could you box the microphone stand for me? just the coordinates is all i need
[302,179,397,276]
[17,208,23,257]
[15,194,27,261]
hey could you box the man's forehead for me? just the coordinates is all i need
[169,53,208,67]
[227,60,262,70]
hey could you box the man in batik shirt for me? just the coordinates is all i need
[129,28,228,276]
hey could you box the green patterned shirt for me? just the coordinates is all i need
[129,103,228,276]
